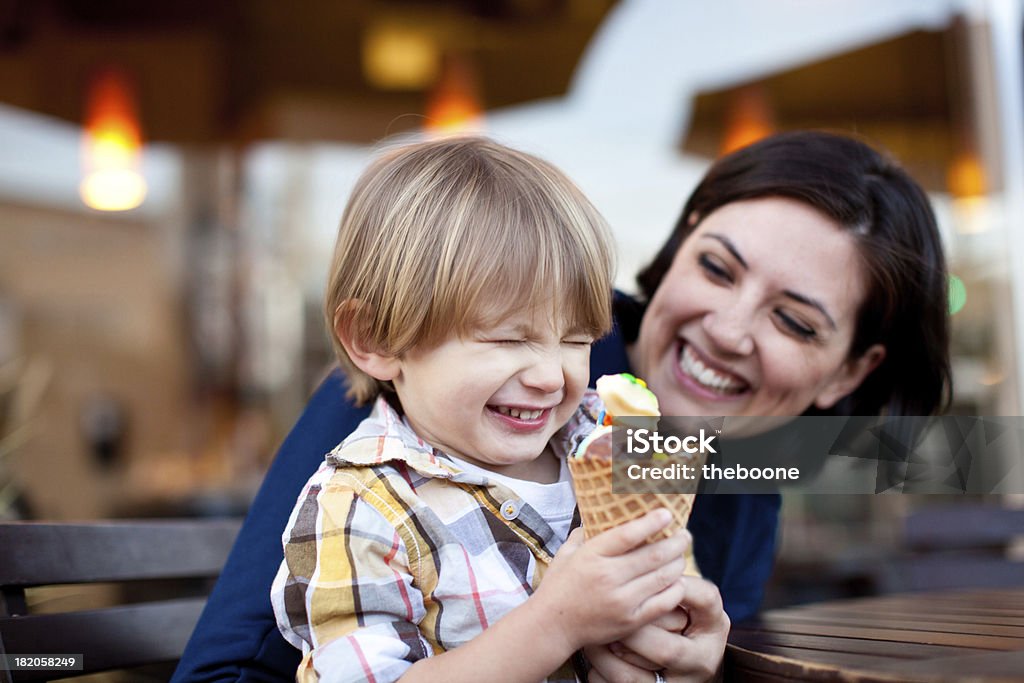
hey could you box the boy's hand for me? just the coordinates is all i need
[585,577,730,683]
[532,509,691,653]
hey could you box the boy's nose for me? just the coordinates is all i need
[521,349,566,394]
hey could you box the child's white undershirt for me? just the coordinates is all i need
[445,453,576,542]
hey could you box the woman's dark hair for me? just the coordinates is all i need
[637,131,951,418]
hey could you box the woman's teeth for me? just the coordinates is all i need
[679,344,746,394]
[495,406,544,420]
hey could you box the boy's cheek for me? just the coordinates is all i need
[563,361,591,402]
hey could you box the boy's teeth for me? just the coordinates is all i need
[679,344,746,394]
[496,406,543,420]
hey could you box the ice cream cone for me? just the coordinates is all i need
[568,426,701,575]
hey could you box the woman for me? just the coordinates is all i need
[173,132,950,683]
[583,132,950,681]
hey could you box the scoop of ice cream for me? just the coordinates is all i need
[596,373,660,418]
[573,424,612,460]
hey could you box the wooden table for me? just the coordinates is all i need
[726,588,1024,682]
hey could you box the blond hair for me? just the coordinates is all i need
[325,136,616,404]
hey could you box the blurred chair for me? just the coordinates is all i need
[0,519,241,682]
[880,504,1024,592]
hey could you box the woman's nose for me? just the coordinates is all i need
[702,307,755,356]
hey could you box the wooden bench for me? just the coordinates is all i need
[0,519,242,682]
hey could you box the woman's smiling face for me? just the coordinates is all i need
[631,196,884,418]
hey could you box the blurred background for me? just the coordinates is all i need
[2,0,1023,605]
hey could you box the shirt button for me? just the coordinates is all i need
[500,500,521,520]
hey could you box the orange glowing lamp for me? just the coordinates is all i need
[947,151,987,199]
[80,67,147,211]
[425,55,483,135]
[720,85,775,156]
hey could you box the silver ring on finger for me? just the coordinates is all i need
[654,671,667,683]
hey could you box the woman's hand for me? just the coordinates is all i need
[584,576,730,683]
[530,510,691,653]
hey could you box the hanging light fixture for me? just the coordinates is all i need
[947,148,989,235]
[79,66,147,212]
[720,84,775,156]
[425,53,483,135]
[947,149,987,199]
[363,22,440,90]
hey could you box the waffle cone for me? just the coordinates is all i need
[568,455,695,544]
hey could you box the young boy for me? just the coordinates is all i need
[271,137,690,682]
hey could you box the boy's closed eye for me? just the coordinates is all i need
[479,336,592,347]
[562,336,594,347]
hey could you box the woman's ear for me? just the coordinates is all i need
[687,211,701,227]
[813,344,886,410]
[334,300,401,382]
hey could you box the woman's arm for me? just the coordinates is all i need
[688,493,780,622]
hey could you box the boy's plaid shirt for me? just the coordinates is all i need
[271,394,600,683]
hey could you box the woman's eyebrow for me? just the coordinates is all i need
[703,234,748,269]
[702,232,837,330]
[783,290,837,330]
